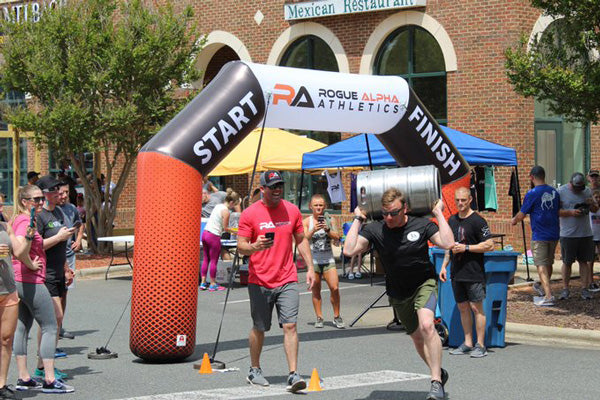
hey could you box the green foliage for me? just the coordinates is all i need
[505,0,600,123]
[0,0,204,250]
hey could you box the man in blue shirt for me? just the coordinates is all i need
[511,166,560,306]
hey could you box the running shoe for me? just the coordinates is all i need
[199,282,209,291]
[558,288,570,300]
[354,272,362,279]
[42,380,74,394]
[426,380,445,400]
[208,284,225,292]
[0,385,17,399]
[314,317,324,328]
[449,342,473,355]
[347,273,355,280]
[581,288,593,300]
[34,367,68,380]
[16,378,42,391]
[286,372,306,393]
[246,367,269,387]
[55,348,67,358]
[59,328,75,339]
[333,316,345,329]
[470,343,488,358]
[533,296,555,307]
[588,282,600,293]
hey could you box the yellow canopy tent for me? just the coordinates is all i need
[209,128,327,176]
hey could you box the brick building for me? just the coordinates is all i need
[2,0,599,248]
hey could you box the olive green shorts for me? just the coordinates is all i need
[388,278,438,335]
[314,262,337,275]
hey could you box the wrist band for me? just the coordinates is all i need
[354,216,365,223]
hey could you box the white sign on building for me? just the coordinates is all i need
[284,0,427,20]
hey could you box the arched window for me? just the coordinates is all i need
[279,35,341,211]
[374,26,447,124]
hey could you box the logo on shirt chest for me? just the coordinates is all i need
[407,231,420,242]
[259,221,290,230]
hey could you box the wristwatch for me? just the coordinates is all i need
[354,216,366,223]
[465,244,470,252]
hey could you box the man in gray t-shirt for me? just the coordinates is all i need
[557,172,599,300]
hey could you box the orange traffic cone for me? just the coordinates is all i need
[198,353,213,374]
[307,368,322,391]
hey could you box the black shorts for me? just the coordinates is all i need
[45,278,67,298]
[451,280,486,303]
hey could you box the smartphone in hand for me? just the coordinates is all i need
[265,232,275,241]
[29,207,36,228]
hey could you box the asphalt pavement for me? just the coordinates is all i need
[8,268,599,400]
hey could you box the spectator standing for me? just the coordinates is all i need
[587,169,600,291]
[35,176,76,366]
[343,188,453,400]
[440,187,493,358]
[202,189,226,218]
[26,172,40,186]
[200,191,240,291]
[12,184,74,393]
[57,183,84,339]
[237,170,315,393]
[590,189,600,290]
[557,172,599,300]
[303,194,343,329]
[511,166,561,306]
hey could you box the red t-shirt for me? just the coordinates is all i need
[12,214,47,284]
[238,200,304,288]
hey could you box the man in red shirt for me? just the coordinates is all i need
[237,170,315,393]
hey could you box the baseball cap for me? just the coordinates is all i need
[260,170,284,187]
[570,172,586,190]
[27,171,40,180]
[588,169,599,177]
[36,175,61,192]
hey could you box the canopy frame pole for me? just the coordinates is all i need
[514,165,531,281]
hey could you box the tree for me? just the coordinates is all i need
[505,0,600,123]
[0,0,204,252]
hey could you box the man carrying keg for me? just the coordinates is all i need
[343,187,454,400]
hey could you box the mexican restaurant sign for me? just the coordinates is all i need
[284,0,426,20]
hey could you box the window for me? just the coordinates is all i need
[374,26,447,124]
[279,35,342,211]
[0,137,28,204]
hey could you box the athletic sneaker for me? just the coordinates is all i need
[59,328,75,339]
[333,316,345,329]
[426,380,445,400]
[470,343,488,358]
[199,282,209,291]
[55,348,67,358]
[588,282,600,293]
[558,288,570,300]
[354,272,362,279]
[0,385,17,399]
[34,367,68,380]
[347,273,355,280]
[246,367,269,387]
[449,342,473,355]
[286,372,307,393]
[42,380,74,394]
[533,296,555,307]
[208,284,225,292]
[581,288,593,300]
[314,317,324,328]
[532,281,545,297]
[16,378,43,391]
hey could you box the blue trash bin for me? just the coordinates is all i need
[431,248,519,348]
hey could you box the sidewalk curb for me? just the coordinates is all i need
[505,322,600,349]
[77,265,132,279]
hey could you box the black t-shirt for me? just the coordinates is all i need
[37,207,67,282]
[448,212,491,282]
[360,216,438,300]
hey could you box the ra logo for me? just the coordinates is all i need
[273,84,315,108]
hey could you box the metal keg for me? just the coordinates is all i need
[356,165,441,218]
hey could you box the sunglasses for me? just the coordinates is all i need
[25,197,45,203]
[267,183,284,190]
[381,209,402,217]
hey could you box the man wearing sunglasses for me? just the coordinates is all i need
[237,170,315,393]
[343,188,453,400]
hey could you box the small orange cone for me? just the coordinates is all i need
[198,353,213,374]
[307,368,322,391]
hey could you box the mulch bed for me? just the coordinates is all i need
[507,279,600,330]
[76,253,131,270]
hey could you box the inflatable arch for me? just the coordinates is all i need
[130,61,471,361]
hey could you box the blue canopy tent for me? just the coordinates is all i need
[300,126,532,280]
[301,126,517,169]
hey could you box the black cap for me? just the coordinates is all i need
[588,169,599,177]
[570,172,586,190]
[260,170,284,187]
[27,171,40,180]
[36,175,61,193]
